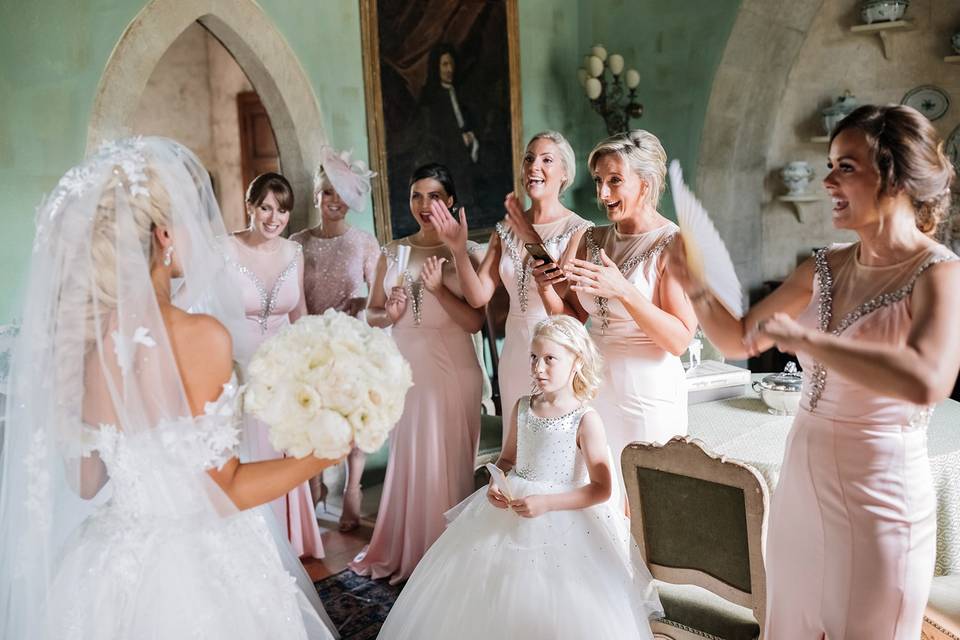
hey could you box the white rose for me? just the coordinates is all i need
[306,409,353,459]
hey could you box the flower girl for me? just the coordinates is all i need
[377,315,662,639]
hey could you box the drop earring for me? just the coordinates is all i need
[163,245,174,267]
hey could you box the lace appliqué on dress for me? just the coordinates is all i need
[23,429,51,535]
[111,326,158,374]
[161,378,242,470]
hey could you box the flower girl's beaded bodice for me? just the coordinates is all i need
[513,396,592,487]
[80,376,242,519]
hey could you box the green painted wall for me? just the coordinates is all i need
[0,0,740,322]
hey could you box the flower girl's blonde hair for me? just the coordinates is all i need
[533,315,604,402]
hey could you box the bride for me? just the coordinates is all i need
[0,137,341,639]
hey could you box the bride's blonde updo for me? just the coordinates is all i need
[832,104,955,236]
[533,315,604,402]
[86,167,171,316]
[587,130,668,209]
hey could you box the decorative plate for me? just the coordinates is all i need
[946,125,960,179]
[901,85,950,121]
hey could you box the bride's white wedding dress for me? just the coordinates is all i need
[0,137,338,639]
[44,377,334,640]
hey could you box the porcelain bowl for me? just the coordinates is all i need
[752,383,802,416]
[860,0,909,24]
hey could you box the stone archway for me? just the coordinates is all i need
[86,0,327,229]
[695,0,824,294]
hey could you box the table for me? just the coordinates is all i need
[688,382,960,576]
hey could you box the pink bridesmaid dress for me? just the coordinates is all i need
[290,226,380,315]
[495,213,591,438]
[764,242,957,639]
[350,240,483,584]
[577,224,687,494]
[224,236,325,559]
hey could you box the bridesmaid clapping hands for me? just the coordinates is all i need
[351,163,484,584]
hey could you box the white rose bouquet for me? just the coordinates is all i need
[244,309,413,459]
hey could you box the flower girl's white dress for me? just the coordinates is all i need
[44,377,335,639]
[377,396,662,639]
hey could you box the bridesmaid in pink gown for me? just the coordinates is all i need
[668,105,960,639]
[290,146,380,532]
[225,172,325,560]
[539,131,697,496]
[350,163,484,584]
[430,131,591,438]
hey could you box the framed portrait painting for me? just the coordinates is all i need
[360,0,523,242]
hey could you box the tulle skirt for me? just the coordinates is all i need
[44,502,333,640]
[377,474,662,639]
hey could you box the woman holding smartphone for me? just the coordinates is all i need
[536,130,697,498]
[431,131,591,442]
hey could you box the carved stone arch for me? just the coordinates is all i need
[695,0,824,293]
[86,0,327,228]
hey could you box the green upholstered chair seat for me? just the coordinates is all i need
[655,582,759,640]
[926,575,960,638]
[478,413,503,457]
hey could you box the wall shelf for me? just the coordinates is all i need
[946,56,960,64]
[777,195,821,222]
[810,135,830,144]
[849,20,915,60]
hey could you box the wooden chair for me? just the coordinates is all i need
[622,436,769,640]
[923,576,960,640]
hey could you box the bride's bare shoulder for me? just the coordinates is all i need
[167,309,233,409]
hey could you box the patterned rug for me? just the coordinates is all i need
[315,570,403,639]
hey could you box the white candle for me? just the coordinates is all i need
[577,68,589,87]
[587,55,604,78]
[608,54,624,75]
[591,45,608,61]
[625,69,640,89]
[585,78,602,100]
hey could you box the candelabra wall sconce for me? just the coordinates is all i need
[577,44,643,135]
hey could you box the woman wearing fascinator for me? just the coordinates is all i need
[291,146,380,532]
[223,172,325,559]
[0,137,341,639]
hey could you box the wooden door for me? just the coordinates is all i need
[237,91,279,198]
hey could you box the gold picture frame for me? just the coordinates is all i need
[360,0,523,243]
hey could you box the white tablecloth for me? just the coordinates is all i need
[688,384,960,576]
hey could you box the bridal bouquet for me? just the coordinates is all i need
[244,309,413,459]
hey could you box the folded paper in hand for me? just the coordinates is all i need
[485,462,513,502]
[668,160,744,318]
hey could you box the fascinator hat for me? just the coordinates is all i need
[314,145,376,212]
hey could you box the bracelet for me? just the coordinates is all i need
[689,288,711,304]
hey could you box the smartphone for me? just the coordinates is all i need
[524,242,560,273]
